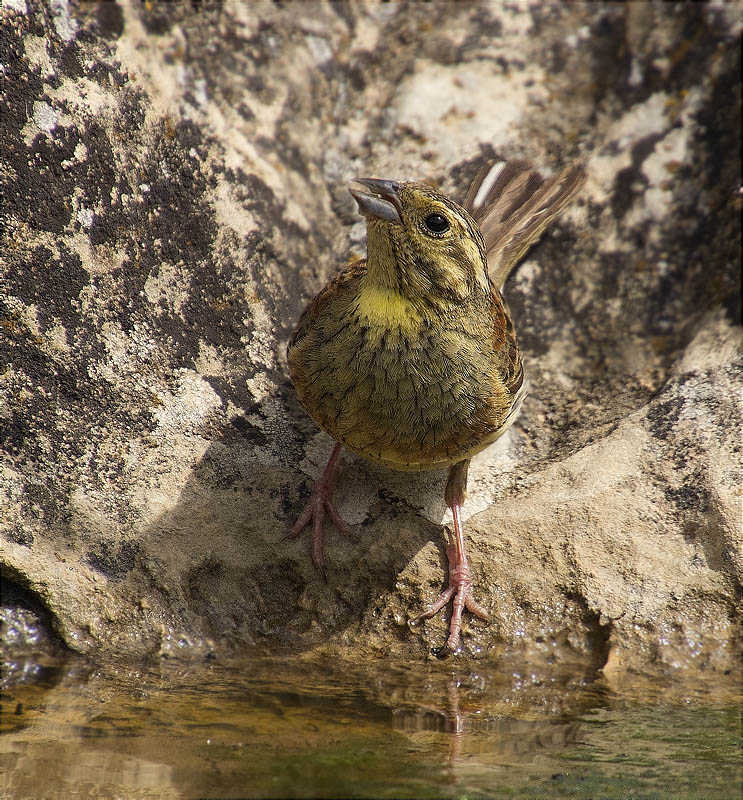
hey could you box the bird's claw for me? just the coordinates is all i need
[414,533,489,657]
[286,445,350,575]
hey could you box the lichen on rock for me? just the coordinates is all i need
[0,1,740,675]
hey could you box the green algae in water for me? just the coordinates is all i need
[1,656,741,799]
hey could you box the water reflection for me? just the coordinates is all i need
[1,651,740,799]
[393,675,587,764]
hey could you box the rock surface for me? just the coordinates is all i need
[1,1,740,672]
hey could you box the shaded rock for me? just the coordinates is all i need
[0,1,740,674]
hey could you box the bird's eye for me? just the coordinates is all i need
[423,212,450,234]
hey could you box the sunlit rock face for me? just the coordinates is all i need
[1,1,740,671]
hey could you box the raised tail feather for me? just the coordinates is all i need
[464,160,586,291]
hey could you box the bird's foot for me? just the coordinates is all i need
[286,444,350,578]
[413,532,489,657]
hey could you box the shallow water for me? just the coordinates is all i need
[1,653,741,800]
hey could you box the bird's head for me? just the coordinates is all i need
[350,178,490,307]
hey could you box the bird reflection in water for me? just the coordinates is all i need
[391,667,599,777]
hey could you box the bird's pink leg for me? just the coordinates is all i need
[414,459,489,656]
[286,443,350,577]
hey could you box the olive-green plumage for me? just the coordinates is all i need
[288,181,524,472]
[287,162,585,655]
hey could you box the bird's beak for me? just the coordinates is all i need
[349,178,402,224]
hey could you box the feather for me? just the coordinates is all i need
[464,161,586,290]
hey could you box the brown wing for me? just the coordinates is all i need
[288,257,367,353]
[464,160,586,291]
[489,283,524,399]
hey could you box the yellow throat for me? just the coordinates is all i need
[355,283,422,329]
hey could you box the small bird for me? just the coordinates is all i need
[287,159,585,655]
